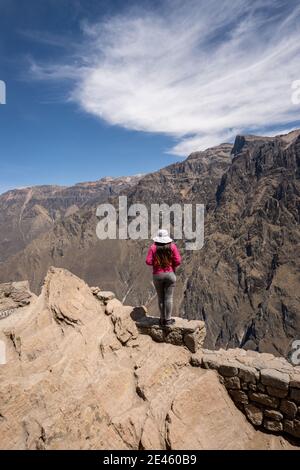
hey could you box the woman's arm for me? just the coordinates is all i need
[172,244,182,267]
[145,246,154,265]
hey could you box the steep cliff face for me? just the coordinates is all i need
[0,130,299,358]
[128,143,232,208]
[0,268,297,450]
[182,131,300,357]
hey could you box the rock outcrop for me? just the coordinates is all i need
[0,280,34,319]
[0,268,299,450]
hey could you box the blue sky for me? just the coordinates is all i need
[0,0,300,194]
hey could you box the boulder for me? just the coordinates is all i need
[290,388,300,403]
[260,369,289,391]
[228,390,249,405]
[219,362,239,377]
[263,420,283,432]
[96,291,115,303]
[105,298,123,315]
[266,386,288,398]
[264,410,283,422]
[244,404,263,426]
[90,287,101,295]
[224,377,240,390]
[238,364,259,384]
[280,400,297,419]
[284,419,300,438]
[249,392,279,408]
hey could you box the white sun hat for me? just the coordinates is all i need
[153,229,173,244]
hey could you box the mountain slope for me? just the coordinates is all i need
[182,130,300,356]
[0,175,142,264]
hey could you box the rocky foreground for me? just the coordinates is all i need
[0,268,299,450]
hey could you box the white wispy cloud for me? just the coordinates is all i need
[31,0,300,156]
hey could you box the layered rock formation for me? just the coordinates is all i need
[0,268,299,450]
[0,175,142,263]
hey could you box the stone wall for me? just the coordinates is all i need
[191,348,300,439]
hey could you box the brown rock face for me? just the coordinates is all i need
[182,130,300,357]
[0,175,142,264]
[0,268,296,450]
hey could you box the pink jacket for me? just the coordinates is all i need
[146,243,181,274]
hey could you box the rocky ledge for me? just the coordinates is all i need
[191,348,300,439]
[134,314,206,353]
[92,289,206,353]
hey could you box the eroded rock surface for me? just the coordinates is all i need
[0,268,298,450]
[0,281,34,320]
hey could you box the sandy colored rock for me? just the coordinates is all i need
[105,298,123,315]
[261,369,289,390]
[166,371,291,450]
[111,306,139,345]
[238,364,259,383]
[0,268,298,450]
[96,291,115,303]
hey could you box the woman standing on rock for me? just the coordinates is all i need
[146,229,181,327]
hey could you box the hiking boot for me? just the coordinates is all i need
[164,318,175,326]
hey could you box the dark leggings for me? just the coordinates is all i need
[153,272,176,321]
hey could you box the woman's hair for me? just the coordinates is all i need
[154,242,172,269]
